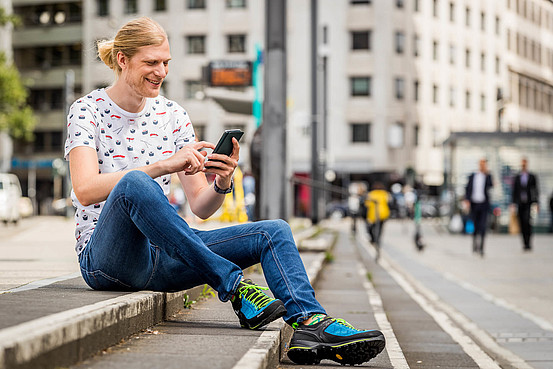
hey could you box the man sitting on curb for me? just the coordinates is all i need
[64,17,385,366]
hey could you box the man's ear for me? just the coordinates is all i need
[116,51,127,70]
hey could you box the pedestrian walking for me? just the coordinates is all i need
[63,17,384,366]
[364,182,390,246]
[464,159,493,257]
[549,191,553,233]
[511,158,539,251]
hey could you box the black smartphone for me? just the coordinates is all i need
[205,129,244,168]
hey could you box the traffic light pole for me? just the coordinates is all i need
[260,0,287,220]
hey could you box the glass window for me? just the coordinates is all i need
[351,77,371,96]
[97,0,108,16]
[125,0,138,14]
[226,0,246,8]
[433,41,439,60]
[395,77,405,99]
[481,52,486,71]
[414,125,419,146]
[352,31,370,50]
[228,34,246,53]
[449,2,455,22]
[396,0,404,9]
[449,87,455,107]
[414,80,419,101]
[414,0,419,12]
[465,48,471,67]
[481,93,486,111]
[449,44,455,64]
[351,0,371,4]
[187,0,206,9]
[465,6,470,27]
[433,84,438,104]
[433,0,438,17]
[388,122,404,148]
[186,35,206,54]
[465,90,471,109]
[351,123,371,143]
[185,80,204,99]
[413,34,420,57]
[395,31,405,54]
[481,11,486,31]
[154,0,166,11]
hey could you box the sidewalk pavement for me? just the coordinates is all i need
[374,219,553,369]
[0,216,335,369]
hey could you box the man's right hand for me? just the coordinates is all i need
[163,141,215,175]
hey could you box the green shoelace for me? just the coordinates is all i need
[237,282,272,309]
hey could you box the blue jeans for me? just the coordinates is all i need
[78,171,325,324]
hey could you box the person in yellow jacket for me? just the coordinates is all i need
[365,182,391,244]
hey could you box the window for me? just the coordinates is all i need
[228,34,246,53]
[413,34,420,57]
[350,77,371,96]
[154,0,166,11]
[465,90,471,109]
[495,16,500,35]
[481,52,485,71]
[351,123,371,143]
[395,31,405,54]
[125,0,138,14]
[388,122,404,148]
[226,0,246,8]
[449,87,455,107]
[414,0,419,12]
[433,41,439,61]
[184,80,203,99]
[414,125,419,146]
[186,35,205,54]
[34,130,63,153]
[465,6,470,27]
[480,93,486,111]
[97,0,108,16]
[351,0,371,4]
[187,0,205,9]
[433,84,439,103]
[481,11,486,31]
[495,56,500,74]
[465,48,471,67]
[395,77,405,99]
[414,80,419,101]
[433,0,438,17]
[396,0,404,9]
[449,44,455,64]
[449,2,455,22]
[352,31,371,50]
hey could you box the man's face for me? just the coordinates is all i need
[521,159,528,171]
[479,159,487,173]
[121,39,171,98]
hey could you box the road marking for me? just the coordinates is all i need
[357,262,410,369]
[443,271,553,332]
[0,272,81,295]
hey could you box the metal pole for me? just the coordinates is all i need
[310,0,320,224]
[260,0,287,220]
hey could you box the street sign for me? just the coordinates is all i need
[207,60,252,87]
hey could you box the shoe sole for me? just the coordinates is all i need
[241,303,287,330]
[287,335,385,365]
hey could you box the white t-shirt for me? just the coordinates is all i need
[471,172,486,204]
[64,89,195,254]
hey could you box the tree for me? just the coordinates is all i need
[0,8,34,141]
[0,53,36,141]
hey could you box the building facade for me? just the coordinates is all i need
[9,0,553,215]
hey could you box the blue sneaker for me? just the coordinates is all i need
[230,279,287,330]
[287,316,385,365]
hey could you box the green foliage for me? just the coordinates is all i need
[0,52,35,141]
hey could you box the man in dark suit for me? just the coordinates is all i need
[465,159,493,256]
[512,158,539,251]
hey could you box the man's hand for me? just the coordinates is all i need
[163,141,214,175]
[204,137,240,189]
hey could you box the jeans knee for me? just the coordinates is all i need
[116,171,161,201]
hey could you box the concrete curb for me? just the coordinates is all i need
[0,287,203,369]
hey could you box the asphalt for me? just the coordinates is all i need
[0,216,552,369]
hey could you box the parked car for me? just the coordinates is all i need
[0,173,22,224]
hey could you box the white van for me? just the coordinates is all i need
[0,173,22,224]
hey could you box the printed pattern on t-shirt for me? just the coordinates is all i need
[64,88,195,254]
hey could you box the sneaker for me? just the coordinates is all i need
[230,279,287,330]
[287,316,385,366]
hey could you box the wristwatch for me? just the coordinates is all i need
[214,179,233,194]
